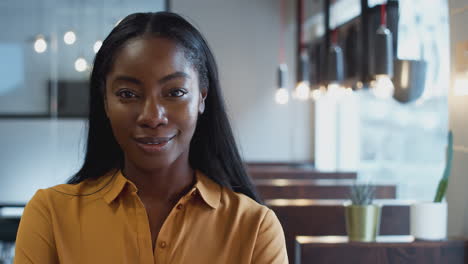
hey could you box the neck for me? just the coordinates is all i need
[122,158,195,203]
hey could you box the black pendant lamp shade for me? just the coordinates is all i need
[393,59,428,103]
[374,25,394,77]
[328,44,344,82]
[299,52,310,83]
[277,63,288,89]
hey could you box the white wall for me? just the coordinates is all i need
[447,0,468,237]
[0,119,86,203]
[172,0,315,162]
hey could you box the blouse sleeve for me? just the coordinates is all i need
[252,209,289,264]
[14,189,59,264]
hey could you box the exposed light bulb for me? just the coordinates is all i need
[74,57,88,72]
[275,87,289,105]
[295,81,310,100]
[64,31,76,45]
[356,81,363,89]
[93,40,103,53]
[372,74,394,99]
[327,83,345,99]
[311,86,327,101]
[311,89,323,101]
[34,35,47,53]
[344,87,353,95]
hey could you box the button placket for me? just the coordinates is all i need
[130,191,154,263]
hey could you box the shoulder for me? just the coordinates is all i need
[196,171,278,224]
[219,185,280,228]
[219,187,288,262]
[220,186,266,212]
[28,171,116,207]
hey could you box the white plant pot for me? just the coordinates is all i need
[410,202,447,240]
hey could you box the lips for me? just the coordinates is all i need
[134,135,176,153]
[134,136,175,145]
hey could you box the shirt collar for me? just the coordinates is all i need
[102,170,131,204]
[194,170,221,209]
[102,169,221,209]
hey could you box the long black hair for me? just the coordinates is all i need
[67,12,262,203]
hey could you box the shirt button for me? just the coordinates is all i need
[160,241,167,248]
[176,204,184,210]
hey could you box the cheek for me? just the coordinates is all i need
[106,101,136,143]
[169,99,200,138]
[184,96,201,124]
[172,104,198,129]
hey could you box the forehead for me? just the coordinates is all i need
[108,36,193,79]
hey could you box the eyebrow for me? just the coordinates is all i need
[113,72,191,86]
[158,72,191,84]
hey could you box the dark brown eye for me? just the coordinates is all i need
[116,90,137,99]
[169,89,188,97]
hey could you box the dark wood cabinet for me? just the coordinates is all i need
[248,166,357,180]
[256,179,396,199]
[295,236,468,264]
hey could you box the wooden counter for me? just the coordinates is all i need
[295,235,468,264]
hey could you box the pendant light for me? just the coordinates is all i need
[294,0,310,100]
[295,52,311,100]
[34,3,48,53]
[327,29,346,99]
[372,3,394,99]
[275,0,289,105]
[93,1,104,54]
[64,0,78,45]
[276,64,289,104]
[34,35,48,53]
[74,0,88,73]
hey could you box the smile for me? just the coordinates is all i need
[134,135,176,153]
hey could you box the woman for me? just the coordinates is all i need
[14,12,288,264]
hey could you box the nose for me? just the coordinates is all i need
[136,97,168,128]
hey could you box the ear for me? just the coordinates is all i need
[198,88,207,114]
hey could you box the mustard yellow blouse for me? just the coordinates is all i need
[14,170,288,264]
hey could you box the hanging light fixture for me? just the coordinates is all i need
[93,40,103,53]
[372,2,394,99]
[64,0,78,45]
[311,85,327,101]
[64,31,76,45]
[74,57,88,72]
[276,64,289,104]
[34,35,48,53]
[295,52,311,100]
[327,29,346,99]
[34,3,48,54]
[294,0,310,100]
[275,0,290,105]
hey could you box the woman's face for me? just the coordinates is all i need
[105,36,206,171]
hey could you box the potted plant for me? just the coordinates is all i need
[410,131,453,240]
[345,183,381,242]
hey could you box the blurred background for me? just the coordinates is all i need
[1,0,468,263]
